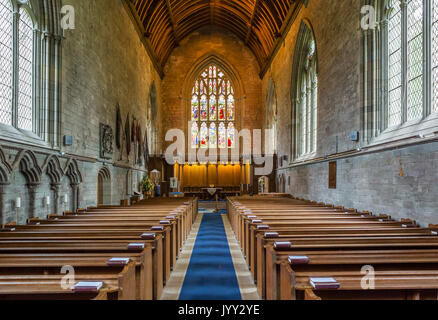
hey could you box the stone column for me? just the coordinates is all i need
[51,183,60,215]
[27,183,40,221]
[71,183,79,212]
[0,184,8,226]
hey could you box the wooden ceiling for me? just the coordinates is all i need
[123,0,303,78]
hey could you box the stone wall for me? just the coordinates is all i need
[264,0,438,226]
[0,0,161,224]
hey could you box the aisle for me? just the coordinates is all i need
[179,210,241,300]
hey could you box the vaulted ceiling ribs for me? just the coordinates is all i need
[124,0,303,78]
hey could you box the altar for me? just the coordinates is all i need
[201,187,223,200]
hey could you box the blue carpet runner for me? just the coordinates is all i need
[179,210,242,300]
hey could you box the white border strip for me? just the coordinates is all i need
[160,213,204,300]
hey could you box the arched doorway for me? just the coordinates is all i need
[97,167,111,206]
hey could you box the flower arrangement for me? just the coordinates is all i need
[141,175,155,193]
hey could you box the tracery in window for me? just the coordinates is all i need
[406,0,423,121]
[190,64,235,149]
[388,0,402,126]
[17,7,33,131]
[0,0,13,126]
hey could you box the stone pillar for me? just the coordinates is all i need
[27,183,40,221]
[71,183,80,212]
[51,183,60,215]
[0,184,8,226]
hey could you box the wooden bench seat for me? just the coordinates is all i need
[0,252,152,300]
[0,260,136,300]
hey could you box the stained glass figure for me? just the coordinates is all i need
[227,123,235,148]
[191,122,199,149]
[218,122,226,149]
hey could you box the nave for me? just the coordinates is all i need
[1,195,438,300]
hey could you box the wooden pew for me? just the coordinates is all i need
[0,260,136,300]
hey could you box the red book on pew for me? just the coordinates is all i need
[288,256,310,265]
[107,257,131,266]
[257,225,270,230]
[151,226,164,231]
[274,241,292,249]
[160,220,171,225]
[309,277,340,290]
[264,232,279,238]
[73,281,103,293]
[127,243,145,250]
[141,233,156,239]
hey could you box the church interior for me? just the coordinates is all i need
[0,0,437,302]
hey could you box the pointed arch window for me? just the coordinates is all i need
[190,64,236,149]
[364,0,438,142]
[291,22,318,160]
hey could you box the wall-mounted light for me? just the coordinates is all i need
[15,197,21,209]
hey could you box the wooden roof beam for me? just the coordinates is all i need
[121,0,164,79]
[245,0,261,45]
[165,0,180,45]
[210,0,217,24]
[259,0,303,79]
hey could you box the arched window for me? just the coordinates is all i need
[190,65,235,149]
[0,0,34,132]
[291,22,318,160]
[0,0,13,126]
[365,0,438,142]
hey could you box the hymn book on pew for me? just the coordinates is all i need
[73,281,104,293]
[107,257,131,266]
[309,278,340,290]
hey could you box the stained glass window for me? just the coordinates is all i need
[209,96,216,121]
[190,64,236,149]
[227,94,235,120]
[0,0,13,126]
[227,123,235,148]
[218,122,226,149]
[388,1,402,127]
[209,123,217,148]
[433,0,438,112]
[200,94,208,121]
[218,95,226,120]
[17,8,33,131]
[191,95,198,120]
[191,122,199,149]
[200,122,208,148]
